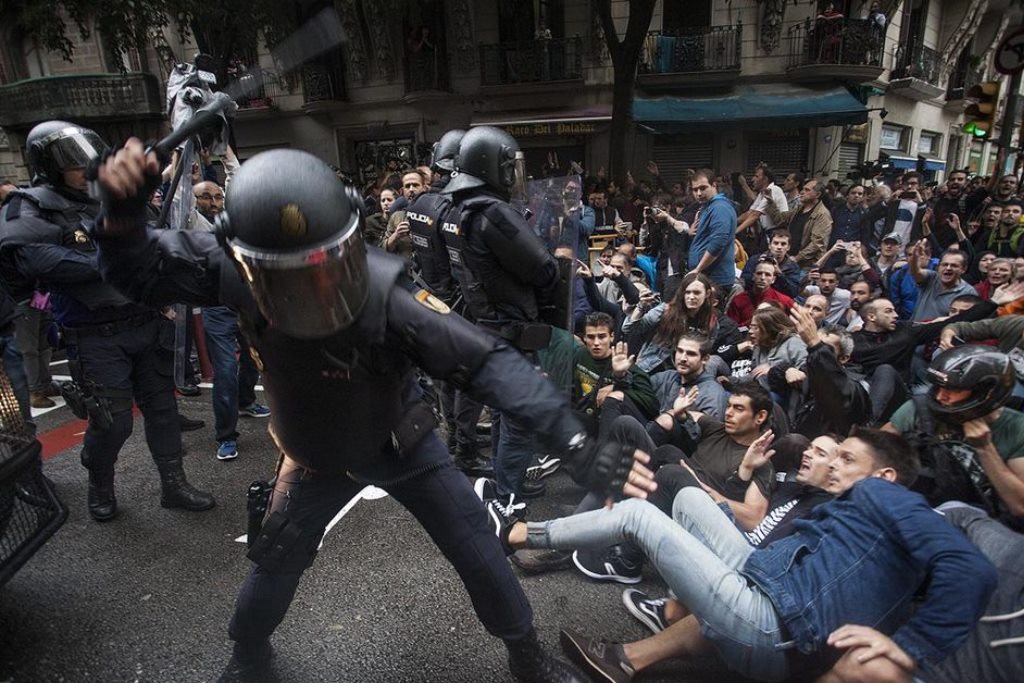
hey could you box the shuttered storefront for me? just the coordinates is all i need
[652,135,715,185]
[746,129,810,176]
[837,142,865,180]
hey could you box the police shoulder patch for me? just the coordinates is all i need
[415,289,450,314]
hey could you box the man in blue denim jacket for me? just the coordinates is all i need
[492,427,998,682]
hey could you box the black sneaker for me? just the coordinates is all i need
[526,455,561,482]
[511,549,572,575]
[179,414,205,432]
[572,548,642,585]
[520,479,547,499]
[484,494,525,555]
[559,629,635,683]
[473,477,498,501]
[621,588,669,634]
[507,629,589,683]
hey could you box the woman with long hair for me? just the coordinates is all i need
[622,272,741,373]
[747,306,807,379]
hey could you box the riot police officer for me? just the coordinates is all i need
[408,129,488,475]
[0,121,214,521]
[91,141,655,682]
[442,126,563,501]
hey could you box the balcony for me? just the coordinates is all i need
[479,37,583,89]
[404,46,450,101]
[889,44,944,101]
[0,72,162,128]
[637,25,742,89]
[301,62,345,109]
[945,61,982,108]
[785,18,885,84]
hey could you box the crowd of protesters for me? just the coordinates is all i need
[352,157,1024,683]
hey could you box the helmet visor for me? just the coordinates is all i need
[44,128,108,170]
[227,214,369,339]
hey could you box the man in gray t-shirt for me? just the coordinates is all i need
[909,243,976,321]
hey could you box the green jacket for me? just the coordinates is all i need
[948,314,1024,353]
[572,344,659,419]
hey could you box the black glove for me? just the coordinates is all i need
[87,146,161,229]
[565,435,634,502]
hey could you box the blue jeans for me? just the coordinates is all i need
[527,491,790,681]
[202,307,259,443]
[494,410,535,497]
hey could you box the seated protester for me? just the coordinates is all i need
[767,307,874,437]
[834,241,882,292]
[907,239,977,322]
[851,292,1005,386]
[595,251,635,305]
[591,245,616,278]
[617,242,657,295]
[572,313,658,439]
[621,434,839,639]
[987,198,1024,258]
[726,257,795,327]
[884,346,1024,521]
[966,249,997,286]
[913,503,1024,683]
[622,272,741,374]
[556,246,639,334]
[495,428,996,683]
[804,294,830,327]
[875,231,904,285]
[843,278,874,331]
[975,257,1014,301]
[802,266,851,326]
[888,239,937,319]
[739,230,802,298]
[649,333,729,421]
[742,306,807,384]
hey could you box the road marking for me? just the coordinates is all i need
[234,486,389,545]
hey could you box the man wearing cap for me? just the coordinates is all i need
[876,232,903,283]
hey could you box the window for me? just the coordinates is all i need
[880,124,908,151]
[918,131,941,156]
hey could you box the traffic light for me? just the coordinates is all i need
[963,80,1000,139]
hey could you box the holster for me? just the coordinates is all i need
[391,400,437,456]
[59,380,114,430]
[246,511,318,572]
[246,478,275,549]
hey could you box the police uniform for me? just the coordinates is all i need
[442,127,563,499]
[94,149,627,682]
[0,184,213,520]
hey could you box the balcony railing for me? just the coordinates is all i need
[786,18,884,69]
[640,25,742,74]
[479,37,583,86]
[946,62,982,101]
[229,66,287,110]
[302,63,345,104]
[0,73,162,128]
[892,44,941,85]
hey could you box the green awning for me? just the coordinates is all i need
[635,84,868,133]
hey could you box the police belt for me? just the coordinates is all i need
[62,311,158,339]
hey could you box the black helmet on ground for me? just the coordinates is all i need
[926,345,1015,423]
[214,149,368,339]
[444,125,523,196]
[431,129,465,174]
[26,120,108,186]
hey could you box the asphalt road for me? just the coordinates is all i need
[0,387,751,683]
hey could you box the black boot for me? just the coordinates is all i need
[87,472,118,522]
[217,640,276,683]
[506,629,588,683]
[454,445,494,477]
[156,459,216,511]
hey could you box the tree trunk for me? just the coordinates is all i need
[608,54,634,183]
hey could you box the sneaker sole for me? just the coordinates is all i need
[621,589,666,635]
[559,631,627,683]
[239,412,270,418]
[217,451,239,461]
[473,478,493,501]
[572,551,642,585]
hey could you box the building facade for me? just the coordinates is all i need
[0,0,1020,186]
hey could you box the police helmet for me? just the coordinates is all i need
[444,126,521,195]
[26,120,108,186]
[215,149,368,339]
[431,129,465,173]
[926,345,1015,423]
